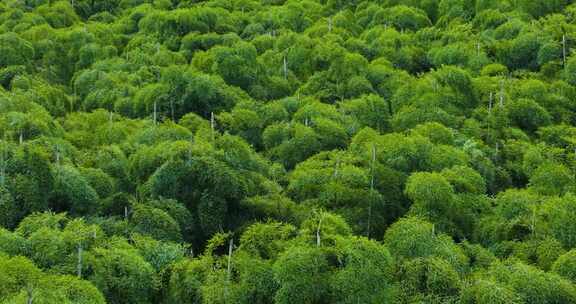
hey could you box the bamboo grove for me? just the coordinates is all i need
[2,0,576,303]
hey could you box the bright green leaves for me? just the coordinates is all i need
[399,257,462,301]
[331,237,397,303]
[382,5,432,31]
[529,162,574,196]
[132,204,183,242]
[88,246,156,304]
[161,68,241,119]
[287,151,391,236]
[384,217,468,269]
[37,1,80,28]
[210,42,259,90]
[167,258,209,304]
[0,33,34,68]
[239,222,297,260]
[460,279,523,304]
[1,1,576,303]
[273,246,330,304]
[406,172,455,212]
[339,94,390,132]
[263,122,322,169]
[483,261,576,303]
[0,255,105,304]
[553,250,576,283]
[543,195,576,248]
[167,217,397,304]
[384,217,468,302]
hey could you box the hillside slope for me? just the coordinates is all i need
[1,0,576,303]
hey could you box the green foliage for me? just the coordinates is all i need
[132,234,185,272]
[88,245,156,304]
[544,195,576,248]
[507,99,552,133]
[239,222,296,259]
[0,186,19,229]
[384,217,468,272]
[461,279,523,304]
[331,237,398,303]
[0,228,28,257]
[0,254,105,304]
[383,5,432,31]
[529,162,574,196]
[263,122,322,169]
[405,172,460,232]
[399,257,461,300]
[0,1,576,303]
[518,0,569,18]
[553,250,576,283]
[50,165,99,215]
[0,33,34,68]
[411,122,455,145]
[441,166,486,194]
[131,203,182,242]
[146,149,264,244]
[488,261,576,303]
[273,245,331,304]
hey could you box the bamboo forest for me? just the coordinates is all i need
[3,0,576,303]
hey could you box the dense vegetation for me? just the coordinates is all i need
[2,0,576,303]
